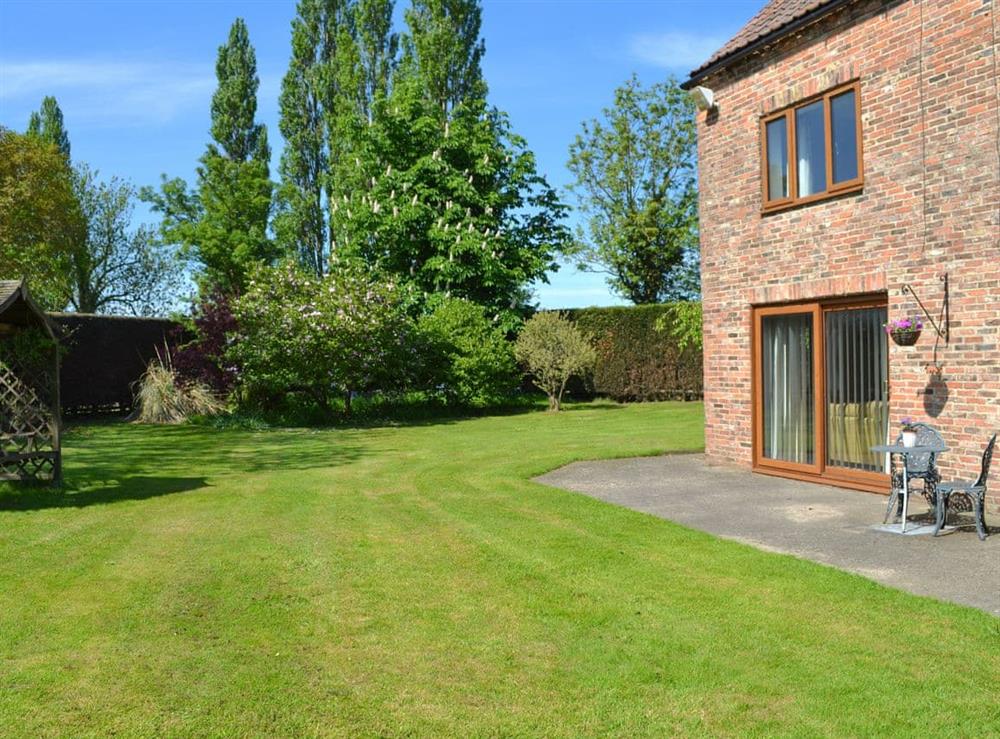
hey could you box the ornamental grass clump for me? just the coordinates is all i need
[133,348,224,424]
[515,312,596,412]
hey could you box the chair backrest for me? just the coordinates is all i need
[974,433,997,488]
[895,422,944,474]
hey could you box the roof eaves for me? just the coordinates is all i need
[0,281,58,339]
[0,280,24,316]
[681,0,853,90]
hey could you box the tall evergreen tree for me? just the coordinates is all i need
[144,18,275,296]
[402,0,485,113]
[27,96,71,160]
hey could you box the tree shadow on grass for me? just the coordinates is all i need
[558,402,626,412]
[334,396,627,426]
[2,428,382,511]
[0,475,209,512]
[63,424,378,477]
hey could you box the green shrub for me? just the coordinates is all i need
[417,297,518,408]
[514,312,596,411]
[564,303,702,401]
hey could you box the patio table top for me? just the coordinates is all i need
[871,443,949,454]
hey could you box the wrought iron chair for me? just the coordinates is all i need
[933,433,996,540]
[884,423,944,524]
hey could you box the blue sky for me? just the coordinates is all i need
[0,0,760,309]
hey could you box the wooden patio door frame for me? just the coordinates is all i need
[752,295,890,493]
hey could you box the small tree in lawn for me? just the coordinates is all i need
[515,312,596,412]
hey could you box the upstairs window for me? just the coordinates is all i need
[760,82,863,212]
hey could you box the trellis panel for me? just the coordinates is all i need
[0,281,62,484]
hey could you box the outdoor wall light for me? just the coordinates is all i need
[689,86,718,112]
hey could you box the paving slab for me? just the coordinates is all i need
[535,454,1000,616]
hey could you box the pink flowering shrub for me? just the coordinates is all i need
[231,261,415,413]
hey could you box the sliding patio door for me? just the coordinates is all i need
[753,298,889,489]
[755,305,822,475]
[824,304,888,474]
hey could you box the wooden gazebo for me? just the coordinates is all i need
[0,281,61,483]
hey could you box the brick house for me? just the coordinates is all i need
[683,0,999,510]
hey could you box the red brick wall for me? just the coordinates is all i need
[696,0,1000,511]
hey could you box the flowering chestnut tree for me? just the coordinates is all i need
[231,261,414,413]
[328,76,570,332]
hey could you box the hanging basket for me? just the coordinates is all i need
[890,328,921,346]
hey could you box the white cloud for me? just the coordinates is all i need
[0,59,215,125]
[628,31,726,71]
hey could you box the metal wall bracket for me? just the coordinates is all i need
[901,274,949,344]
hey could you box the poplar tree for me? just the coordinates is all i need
[402,0,485,113]
[276,0,397,274]
[27,96,71,161]
[210,18,271,164]
[281,0,568,324]
[144,18,275,295]
[325,0,398,256]
[353,0,398,121]
[275,0,341,276]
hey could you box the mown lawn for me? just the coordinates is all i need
[0,401,997,737]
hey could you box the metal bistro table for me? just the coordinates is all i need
[871,442,949,533]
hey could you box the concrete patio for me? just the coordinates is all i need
[536,454,1000,616]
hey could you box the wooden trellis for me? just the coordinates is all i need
[0,281,61,483]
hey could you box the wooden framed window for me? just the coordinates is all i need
[760,81,863,212]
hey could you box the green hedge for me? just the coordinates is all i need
[559,304,703,401]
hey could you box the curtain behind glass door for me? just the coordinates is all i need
[825,306,888,471]
[761,313,815,465]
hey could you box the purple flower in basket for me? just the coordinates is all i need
[900,417,919,432]
[885,316,924,335]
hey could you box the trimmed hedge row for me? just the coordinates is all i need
[561,304,703,401]
[50,303,701,416]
